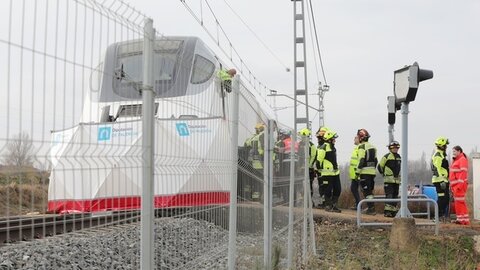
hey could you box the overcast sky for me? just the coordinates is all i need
[0,0,478,164]
[135,0,480,163]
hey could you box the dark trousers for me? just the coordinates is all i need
[221,80,232,93]
[318,176,327,205]
[434,181,450,217]
[350,180,361,206]
[359,174,375,209]
[323,175,342,205]
[384,183,399,214]
[309,168,316,200]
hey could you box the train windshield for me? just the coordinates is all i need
[114,40,183,99]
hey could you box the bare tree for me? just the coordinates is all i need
[2,132,35,167]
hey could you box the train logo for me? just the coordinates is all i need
[176,122,190,137]
[97,127,112,141]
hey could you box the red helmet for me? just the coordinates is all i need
[357,129,370,142]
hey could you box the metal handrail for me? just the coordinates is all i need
[372,194,431,219]
[356,198,439,235]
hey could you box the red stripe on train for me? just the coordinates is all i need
[47,192,230,214]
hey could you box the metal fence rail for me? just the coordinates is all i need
[0,1,315,269]
[356,198,439,235]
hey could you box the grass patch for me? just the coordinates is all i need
[306,219,479,269]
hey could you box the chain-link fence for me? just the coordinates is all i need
[0,1,315,269]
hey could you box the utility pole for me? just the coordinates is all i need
[318,83,329,128]
[287,0,313,268]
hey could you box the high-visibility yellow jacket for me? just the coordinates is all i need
[431,149,449,183]
[349,145,359,180]
[316,142,339,176]
[217,69,232,82]
[377,152,401,184]
[299,140,317,169]
[356,141,377,176]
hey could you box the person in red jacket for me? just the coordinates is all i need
[449,145,470,225]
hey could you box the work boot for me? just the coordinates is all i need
[323,198,332,211]
[330,204,342,213]
[324,205,332,211]
[316,203,325,209]
[384,211,395,218]
[363,207,376,216]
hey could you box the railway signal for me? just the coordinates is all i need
[393,62,433,218]
[393,62,433,104]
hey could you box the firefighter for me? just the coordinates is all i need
[274,128,291,175]
[298,128,317,207]
[316,130,341,212]
[217,68,237,93]
[449,145,469,225]
[315,127,329,208]
[431,136,450,220]
[356,129,378,215]
[349,135,361,210]
[244,123,265,200]
[377,141,401,217]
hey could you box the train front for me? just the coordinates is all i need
[48,37,234,213]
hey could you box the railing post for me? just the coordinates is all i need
[287,132,296,268]
[228,76,240,270]
[141,18,155,270]
[264,119,274,269]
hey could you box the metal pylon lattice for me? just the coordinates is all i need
[293,0,309,131]
[318,83,329,128]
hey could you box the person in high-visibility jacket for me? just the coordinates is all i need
[348,135,361,210]
[316,130,341,212]
[315,126,329,208]
[355,129,378,215]
[431,136,450,219]
[298,128,317,207]
[377,141,401,217]
[244,123,265,200]
[274,128,298,176]
[217,68,237,93]
[449,145,470,225]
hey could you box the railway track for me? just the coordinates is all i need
[0,211,141,244]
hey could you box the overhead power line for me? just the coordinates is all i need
[307,0,328,85]
[180,0,272,99]
[222,0,290,72]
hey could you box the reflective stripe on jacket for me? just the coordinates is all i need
[449,152,468,185]
[349,145,359,180]
[356,142,377,175]
[377,152,401,184]
[431,150,449,183]
[217,69,232,82]
[316,142,339,176]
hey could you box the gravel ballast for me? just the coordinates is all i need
[0,218,263,269]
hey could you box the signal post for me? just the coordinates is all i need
[389,62,433,251]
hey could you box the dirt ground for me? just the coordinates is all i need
[305,196,480,270]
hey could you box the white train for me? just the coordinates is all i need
[48,36,277,213]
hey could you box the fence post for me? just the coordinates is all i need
[287,132,297,268]
[228,75,240,270]
[302,135,308,262]
[306,137,316,256]
[264,119,274,269]
[473,153,480,220]
[141,18,155,270]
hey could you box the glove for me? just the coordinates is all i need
[440,182,446,190]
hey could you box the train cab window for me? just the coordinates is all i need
[90,62,103,93]
[114,40,183,99]
[154,53,176,82]
[191,55,215,84]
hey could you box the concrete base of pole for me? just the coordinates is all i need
[389,218,418,251]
